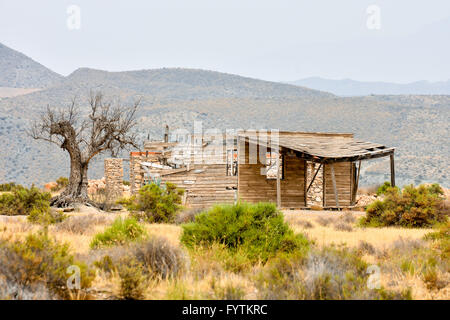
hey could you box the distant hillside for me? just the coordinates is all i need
[0,67,448,189]
[64,67,333,101]
[0,43,62,88]
[289,77,450,96]
[0,67,332,119]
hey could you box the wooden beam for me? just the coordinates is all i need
[322,164,326,207]
[330,163,340,208]
[352,160,361,205]
[304,160,307,207]
[390,152,395,187]
[306,162,323,193]
[276,152,281,208]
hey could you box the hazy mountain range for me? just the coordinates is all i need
[289,77,450,96]
[0,43,62,88]
[0,42,448,188]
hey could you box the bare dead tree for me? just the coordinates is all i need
[29,92,140,207]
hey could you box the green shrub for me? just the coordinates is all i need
[0,186,51,216]
[376,181,400,196]
[0,230,94,299]
[121,182,184,223]
[424,221,449,260]
[0,182,21,192]
[181,202,309,263]
[90,217,146,249]
[51,177,69,192]
[362,184,447,228]
[28,207,67,225]
[117,258,147,300]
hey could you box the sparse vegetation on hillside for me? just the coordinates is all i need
[361,184,447,228]
[0,66,448,188]
[0,42,62,88]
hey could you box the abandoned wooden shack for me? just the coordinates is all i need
[129,132,239,208]
[125,130,395,209]
[237,131,395,209]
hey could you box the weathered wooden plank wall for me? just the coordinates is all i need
[160,164,237,208]
[238,141,306,208]
[323,162,353,207]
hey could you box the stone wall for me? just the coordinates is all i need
[129,152,162,194]
[306,161,323,207]
[104,158,124,203]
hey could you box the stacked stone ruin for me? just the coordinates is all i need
[104,158,124,204]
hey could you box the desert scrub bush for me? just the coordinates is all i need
[120,182,184,223]
[0,230,94,299]
[92,236,188,279]
[27,208,67,225]
[91,236,187,299]
[385,237,448,292]
[134,237,188,279]
[175,207,204,224]
[0,186,51,216]
[90,217,146,249]
[315,215,334,227]
[181,202,309,263]
[333,221,353,232]
[256,245,411,300]
[295,219,314,229]
[424,221,449,260]
[376,181,400,196]
[361,184,447,228]
[0,182,21,192]
[117,258,147,300]
[357,240,376,255]
[0,278,56,300]
[54,214,113,234]
[51,177,69,192]
[210,277,246,300]
[339,211,356,224]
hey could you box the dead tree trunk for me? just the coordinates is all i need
[52,157,89,207]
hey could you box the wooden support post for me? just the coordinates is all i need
[352,160,361,205]
[390,153,395,187]
[330,163,339,208]
[226,149,229,176]
[276,152,281,208]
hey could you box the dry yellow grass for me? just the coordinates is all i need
[284,210,432,249]
[0,207,448,300]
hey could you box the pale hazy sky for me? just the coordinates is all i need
[1,0,449,82]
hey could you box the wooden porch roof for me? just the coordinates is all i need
[239,131,394,163]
